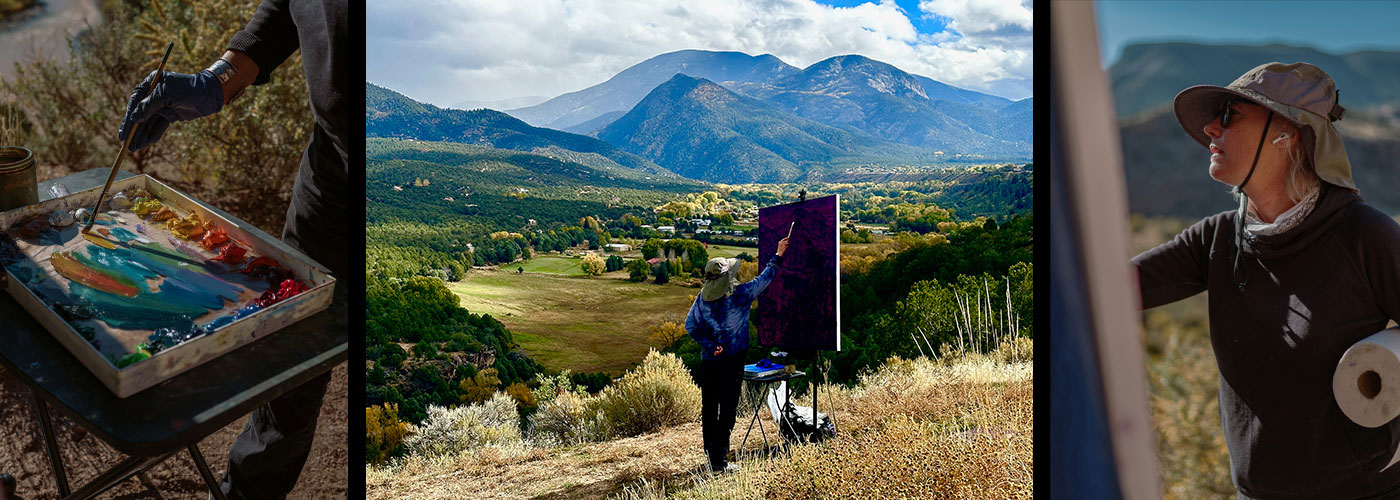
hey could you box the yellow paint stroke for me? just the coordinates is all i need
[51,251,139,297]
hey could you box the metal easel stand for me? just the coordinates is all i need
[32,392,229,500]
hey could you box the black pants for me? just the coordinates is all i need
[700,356,744,469]
[221,130,346,499]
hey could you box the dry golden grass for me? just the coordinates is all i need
[368,353,1031,500]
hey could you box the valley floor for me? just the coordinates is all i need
[451,267,699,375]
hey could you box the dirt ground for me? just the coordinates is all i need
[0,362,347,499]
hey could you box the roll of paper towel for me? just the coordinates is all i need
[1334,328,1400,428]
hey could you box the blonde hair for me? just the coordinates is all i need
[1277,117,1320,202]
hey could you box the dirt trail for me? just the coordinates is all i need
[0,362,347,499]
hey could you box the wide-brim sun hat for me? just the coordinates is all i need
[1173,61,1355,191]
[700,257,740,301]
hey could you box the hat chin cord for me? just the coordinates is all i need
[1231,110,1275,290]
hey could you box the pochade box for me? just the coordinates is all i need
[0,174,335,398]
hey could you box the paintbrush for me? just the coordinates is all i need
[82,42,174,250]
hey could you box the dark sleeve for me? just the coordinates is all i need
[1131,216,1218,309]
[227,0,300,85]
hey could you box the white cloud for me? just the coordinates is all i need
[366,0,1033,107]
[919,0,1033,35]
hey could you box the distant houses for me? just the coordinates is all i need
[656,226,675,233]
[604,243,632,252]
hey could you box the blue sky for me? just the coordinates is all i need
[1096,1,1400,67]
[366,0,1032,108]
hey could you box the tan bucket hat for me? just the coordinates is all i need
[1173,62,1355,191]
[700,257,739,301]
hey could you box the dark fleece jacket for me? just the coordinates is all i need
[1133,184,1400,499]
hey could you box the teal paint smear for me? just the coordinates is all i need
[137,254,241,303]
[71,246,157,286]
[81,246,235,310]
[108,227,142,243]
[69,282,202,331]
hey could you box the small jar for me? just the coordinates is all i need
[0,147,38,212]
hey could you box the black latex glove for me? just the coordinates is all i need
[117,69,223,151]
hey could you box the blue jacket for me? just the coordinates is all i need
[686,256,781,360]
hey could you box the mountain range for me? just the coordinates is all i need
[507,50,799,131]
[1112,42,1400,217]
[597,74,936,183]
[1110,42,1400,119]
[369,49,1029,185]
[506,50,1030,155]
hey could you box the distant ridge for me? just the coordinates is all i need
[367,82,677,178]
[596,74,935,184]
[506,49,800,130]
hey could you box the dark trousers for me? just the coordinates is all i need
[700,356,744,469]
[220,132,346,499]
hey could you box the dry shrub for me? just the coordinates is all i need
[404,392,521,459]
[592,350,701,440]
[529,390,599,446]
[990,336,1033,364]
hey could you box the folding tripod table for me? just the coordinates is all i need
[738,370,805,454]
[0,169,348,500]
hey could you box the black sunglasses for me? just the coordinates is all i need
[1217,99,1239,128]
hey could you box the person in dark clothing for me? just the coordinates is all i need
[1134,62,1400,499]
[686,236,789,473]
[117,1,346,498]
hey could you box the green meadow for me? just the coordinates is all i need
[450,269,699,375]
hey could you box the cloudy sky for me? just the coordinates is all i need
[366,0,1033,108]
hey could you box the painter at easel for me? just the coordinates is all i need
[686,235,790,474]
[115,1,348,498]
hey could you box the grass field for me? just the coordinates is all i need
[452,269,698,375]
[513,255,586,276]
[703,244,756,259]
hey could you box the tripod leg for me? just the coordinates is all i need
[34,393,71,497]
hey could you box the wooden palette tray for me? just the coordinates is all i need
[1,174,335,398]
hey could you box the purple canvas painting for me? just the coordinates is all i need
[757,194,840,351]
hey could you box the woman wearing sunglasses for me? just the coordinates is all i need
[1132,62,1400,499]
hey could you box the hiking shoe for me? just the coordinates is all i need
[710,463,740,474]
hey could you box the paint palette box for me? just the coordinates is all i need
[0,174,335,398]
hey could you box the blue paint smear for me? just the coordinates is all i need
[200,303,262,334]
[59,245,242,331]
[109,227,142,242]
[68,282,202,331]
[81,246,237,310]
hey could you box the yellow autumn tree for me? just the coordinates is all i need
[365,403,409,465]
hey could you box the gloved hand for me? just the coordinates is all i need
[117,69,224,151]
